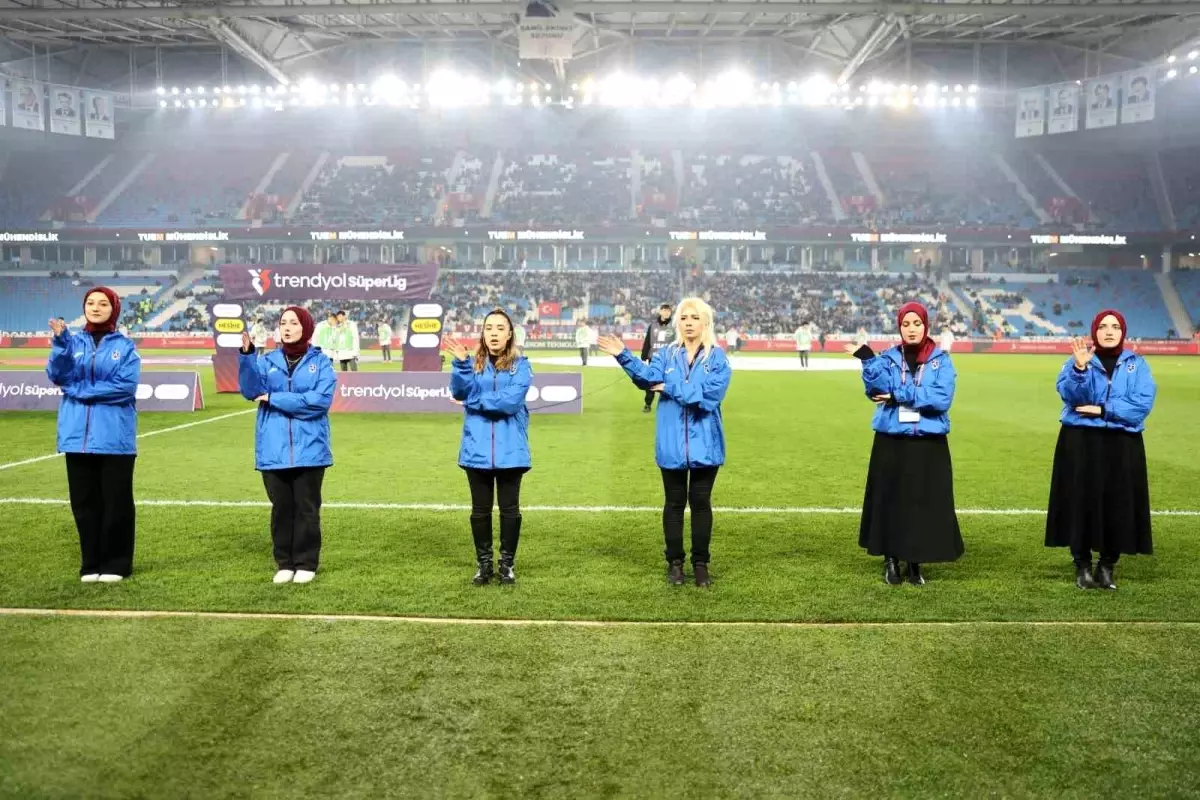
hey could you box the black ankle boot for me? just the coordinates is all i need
[906,562,925,586]
[470,514,493,586]
[883,557,903,586]
[694,562,711,587]
[497,552,516,584]
[1094,562,1117,591]
[667,560,685,586]
[1075,563,1096,589]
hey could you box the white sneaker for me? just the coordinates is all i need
[80,574,100,583]
[292,570,316,584]
[273,570,295,584]
[97,574,123,583]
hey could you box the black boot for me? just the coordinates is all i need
[883,557,903,586]
[694,562,712,588]
[667,560,685,586]
[1094,562,1117,591]
[906,562,925,586]
[470,514,493,586]
[1075,562,1096,590]
[498,514,521,584]
[498,551,516,584]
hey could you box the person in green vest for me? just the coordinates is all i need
[377,318,394,363]
[332,310,360,372]
[794,321,813,368]
[575,319,591,366]
[312,310,337,360]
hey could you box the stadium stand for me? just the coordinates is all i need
[291,149,452,227]
[97,150,263,227]
[0,150,101,227]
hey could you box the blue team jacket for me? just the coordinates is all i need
[859,346,956,436]
[1056,350,1156,433]
[449,356,533,470]
[616,344,732,469]
[46,330,141,455]
[239,347,336,471]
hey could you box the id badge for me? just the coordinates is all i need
[898,406,920,424]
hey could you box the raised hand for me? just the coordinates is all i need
[241,331,253,353]
[48,318,67,337]
[441,335,469,362]
[843,343,859,356]
[1071,336,1093,370]
[597,334,625,356]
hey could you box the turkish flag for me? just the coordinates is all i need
[538,301,562,317]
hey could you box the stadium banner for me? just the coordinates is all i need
[518,1,578,60]
[1085,77,1118,130]
[11,79,45,132]
[1015,89,1045,138]
[1047,83,1079,135]
[218,263,438,301]
[84,91,115,139]
[331,372,582,414]
[48,85,82,136]
[0,370,204,412]
[1121,69,1155,124]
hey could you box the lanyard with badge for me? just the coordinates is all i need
[897,358,924,424]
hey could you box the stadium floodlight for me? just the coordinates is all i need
[251,98,263,109]
[1191,51,1199,60]
[954,84,963,93]
[662,74,695,106]
[329,83,339,91]
[515,82,524,91]
[787,81,798,92]
[1167,68,1178,79]
[171,86,180,95]
[236,85,247,95]
[174,99,183,108]
[925,82,938,94]
[1191,66,1199,75]
[158,99,167,108]
[426,68,490,107]
[497,78,513,94]
[952,96,962,107]
[939,97,948,106]
[1168,55,1177,63]
[968,84,979,93]
[156,86,166,96]
[867,80,882,95]
[223,86,232,94]
[966,96,977,108]
[250,85,261,95]
[942,85,949,92]
[184,87,192,95]
[196,86,206,95]
[187,99,196,108]
[913,97,923,107]
[910,84,919,93]
[197,99,206,108]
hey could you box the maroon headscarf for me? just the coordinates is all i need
[896,301,936,365]
[1090,308,1126,356]
[82,287,121,334]
[280,306,315,358]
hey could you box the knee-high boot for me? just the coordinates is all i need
[498,514,521,584]
[470,514,493,585]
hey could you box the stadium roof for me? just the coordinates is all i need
[0,1,1197,90]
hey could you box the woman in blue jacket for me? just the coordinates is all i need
[1046,309,1156,590]
[239,306,335,585]
[444,308,533,585]
[847,301,963,586]
[46,287,141,583]
[598,297,732,587]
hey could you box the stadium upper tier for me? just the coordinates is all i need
[0,144,1190,232]
[1,266,1193,339]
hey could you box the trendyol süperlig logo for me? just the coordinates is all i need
[249,268,273,296]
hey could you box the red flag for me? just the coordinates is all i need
[538,302,562,317]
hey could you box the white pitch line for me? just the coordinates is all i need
[1,607,1199,629]
[0,409,255,472]
[0,497,1197,516]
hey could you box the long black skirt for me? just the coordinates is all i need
[1045,426,1153,556]
[859,433,964,563]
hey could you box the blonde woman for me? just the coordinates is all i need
[598,297,733,587]
[443,309,533,585]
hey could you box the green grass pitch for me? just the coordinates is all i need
[1,350,1198,798]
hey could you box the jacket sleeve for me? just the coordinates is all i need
[1056,359,1096,406]
[668,352,732,412]
[893,357,956,414]
[465,359,533,416]
[859,355,897,398]
[617,348,665,389]
[63,346,141,405]
[238,351,266,400]
[1105,359,1156,428]
[267,359,336,420]
[46,332,77,386]
[449,358,477,401]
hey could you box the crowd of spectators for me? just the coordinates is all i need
[492,151,633,226]
[291,151,451,227]
[674,153,827,226]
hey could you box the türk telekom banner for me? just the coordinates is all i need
[218,263,439,301]
[0,371,204,412]
[331,372,582,414]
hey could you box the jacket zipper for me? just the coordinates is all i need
[82,341,98,453]
[287,362,295,466]
[682,349,694,467]
[490,368,497,468]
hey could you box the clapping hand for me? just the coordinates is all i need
[241,332,253,353]
[843,343,859,355]
[48,318,67,337]
[597,334,625,356]
[1070,336,1093,370]
[441,335,469,362]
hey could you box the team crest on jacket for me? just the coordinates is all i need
[930,359,940,370]
[309,363,317,373]
[1128,361,1136,373]
[111,350,121,360]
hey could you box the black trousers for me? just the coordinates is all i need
[262,467,325,571]
[65,453,136,577]
[1072,548,1120,567]
[644,389,657,409]
[660,467,719,564]
[579,347,588,366]
[798,350,809,367]
[465,468,524,556]
[380,345,392,362]
[339,358,358,372]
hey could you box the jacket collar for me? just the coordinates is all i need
[883,344,944,365]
